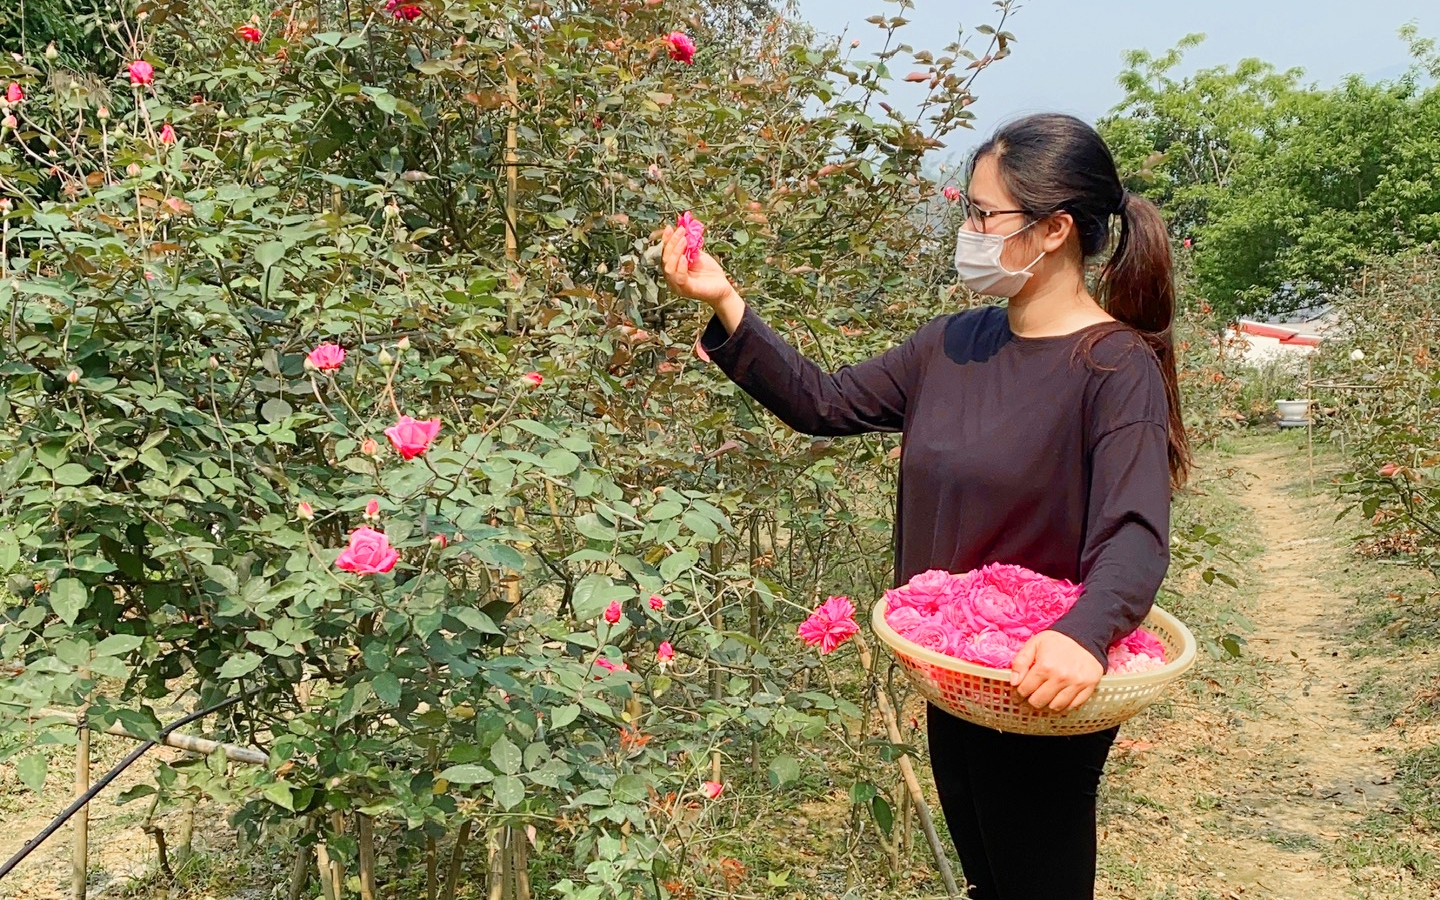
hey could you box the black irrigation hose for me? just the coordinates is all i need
[0,693,250,881]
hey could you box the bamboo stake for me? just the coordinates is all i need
[288,840,313,900]
[852,632,960,898]
[425,834,439,900]
[27,707,267,765]
[315,840,338,900]
[441,819,472,900]
[175,793,198,865]
[504,73,520,334]
[72,690,90,900]
[358,813,378,900]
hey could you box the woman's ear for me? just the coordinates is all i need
[1040,212,1075,254]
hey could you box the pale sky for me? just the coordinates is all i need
[790,0,1436,159]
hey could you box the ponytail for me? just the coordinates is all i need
[1099,192,1191,490]
[971,114,1192,490]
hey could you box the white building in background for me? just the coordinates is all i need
[1222,305,1335,365]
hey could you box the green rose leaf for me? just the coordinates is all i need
[49,578,87,625]
[492,774,524,811]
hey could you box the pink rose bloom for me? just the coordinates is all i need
[1107,645,1164,675]
[128,60,155,86]
[307,342,346,372]
[364,498,380,520]
[942,185,961,202]
[604,601,622,625]
[904,620,952,655]
[385,415,441,460]
[159,123,177,144]
[5,83,22,104]
[237,25,263,43]
[884,605,927,635]
[595,656,628,675]
[889,569,963,616]
[648,595,665,611]
[956,565,1080,639]
[386,0,423,20]
[665,32,696,64]
[1115,627,1166,660]
[335,526,399,575]
[951,628,1024,669]
[676,211,705,266]
[657,641,674,664]
[797,595,858,654]
[701,780,724,800]
[523,371,543,388]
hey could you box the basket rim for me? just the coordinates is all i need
[869,597,1198,686]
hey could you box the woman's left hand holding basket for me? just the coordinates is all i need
[1010,631,1104,712]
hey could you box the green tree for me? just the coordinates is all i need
[1194,74,1440,315]
[1099,34,1303,241]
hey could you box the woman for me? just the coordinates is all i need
[661,112,1187,898]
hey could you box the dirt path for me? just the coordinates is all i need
[1101,440,1416,900]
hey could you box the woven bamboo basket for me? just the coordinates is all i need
[871,599,1197,736]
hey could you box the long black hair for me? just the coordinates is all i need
[970,113,1191,489]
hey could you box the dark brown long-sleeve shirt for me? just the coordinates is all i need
[700,304,1171,669]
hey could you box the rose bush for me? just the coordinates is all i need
[1310,250,1440,572]
[0,0,1020,895]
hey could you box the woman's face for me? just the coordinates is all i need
[961,155,1043,271]
[962,154,1067,274]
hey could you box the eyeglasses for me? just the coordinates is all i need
[958,195,1032,232]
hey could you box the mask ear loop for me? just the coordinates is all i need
[1002,216,1047,275]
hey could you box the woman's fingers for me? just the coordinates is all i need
[1047,684,1081,712]
[663,232,686,286]
[1069,683,1097,711]
[1025,681,1061,710]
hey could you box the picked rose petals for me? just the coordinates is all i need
[676,211,705,266]
[883,564,1167,672]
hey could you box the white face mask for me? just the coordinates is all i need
[953,220,1045,298]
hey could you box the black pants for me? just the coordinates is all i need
[926,703,1117,900]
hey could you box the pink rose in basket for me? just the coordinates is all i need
[1107,644,1164,675]
[952,628,1025,668]
[905,620,952,655]
[1117,627,1166,659]
[957,565,1081,638]
[887,568,962,616]
[885,606,927,635]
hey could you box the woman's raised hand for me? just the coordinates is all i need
[661,224,740,311]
